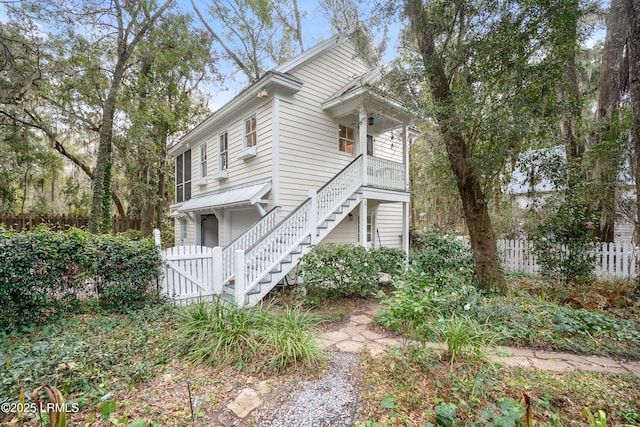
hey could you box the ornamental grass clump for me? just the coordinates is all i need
[177,299,324,371]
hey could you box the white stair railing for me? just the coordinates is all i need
[221,206,280,285]
[317,156,364,223]
[236,155,364,304]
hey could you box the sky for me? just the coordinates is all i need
[182,0,404,109]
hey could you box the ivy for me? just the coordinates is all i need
[0,226,161,330]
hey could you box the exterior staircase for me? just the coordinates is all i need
[221,155,364,306]
[158,153,406,306]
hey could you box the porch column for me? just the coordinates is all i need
[402,201,409,255]
[359,199,368,247]
[359,108,368,186]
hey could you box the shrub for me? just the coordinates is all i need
[0,226,161,329]
[531,204,598,282]
[89,233,161,311]
[410,228,475,287]
[297,244,406,304]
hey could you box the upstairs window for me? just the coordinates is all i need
[244,114,257,148]
[339,125,355,154]
[219,132,229,170]
[200,144,208,178]
[176,149,191,203]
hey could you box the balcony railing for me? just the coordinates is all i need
[366,155,406,191]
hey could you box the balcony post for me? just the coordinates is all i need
[360,109,368,187]
[403,124,409,192]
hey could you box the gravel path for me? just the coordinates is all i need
[255,351,361,427]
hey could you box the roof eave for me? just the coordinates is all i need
[168,72,303,156]
[322,87,415,123]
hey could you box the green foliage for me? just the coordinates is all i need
[434,402,457,427]
[177,299,324,371]
[298,244,405,305]
[410,228,475,287]
[435,315,497,367]
[476,398,526,427]
[531,204,598,282]
[376,230,639,358]
[0,226,162,330]
[378,273,640,359]
[0,305,176,413]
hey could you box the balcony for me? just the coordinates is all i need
[366,155,407,192]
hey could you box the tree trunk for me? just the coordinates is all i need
[89,68,122,233]
[405,0,507,292]
[595,0,628,242]
[625,0,640,290]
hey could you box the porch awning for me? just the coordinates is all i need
[176,180,271,214]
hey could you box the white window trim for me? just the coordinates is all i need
[195,143,208,186]
[200,143,208,176]
[338,124,356,155]
[243,113,257,149]
[217,130,230,177]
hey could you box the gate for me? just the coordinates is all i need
[159,245,222,304]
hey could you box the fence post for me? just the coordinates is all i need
[212,247,222,294]
[153,229,163,296]
[308,189,318,244]
[153,229,161,249]
[234,250,246,307]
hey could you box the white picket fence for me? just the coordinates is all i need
[498,239,639,279]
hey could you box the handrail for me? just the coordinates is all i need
[317,154,363,193]
[245,198,311,253]
[223,205,280,250]
[221,206,280,284]
[236,154,367,303]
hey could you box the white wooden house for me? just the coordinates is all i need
[507,146,635,242]
[165,29,416,306]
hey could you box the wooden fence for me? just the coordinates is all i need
[0,214,142,232]
[498,239,639,279]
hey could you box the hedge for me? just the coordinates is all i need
[0,226,161,330]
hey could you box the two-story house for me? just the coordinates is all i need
[166,28,417,306]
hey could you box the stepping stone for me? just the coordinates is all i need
[322,331,351,342]
[336,340,364,353]
[530,358,574,372]
[621,362,640,377]
[350,314,373,325]
[341,325,369,337]
[227,388,262,418]
[566,360,628,375]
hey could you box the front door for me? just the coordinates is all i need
[201,214,219,247]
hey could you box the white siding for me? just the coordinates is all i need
[278,40,371,214]
[375,203,403,249]
[174,216,197,247]
[373,131,404,162]
[190,102,274,198]
[323,206,358,244]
